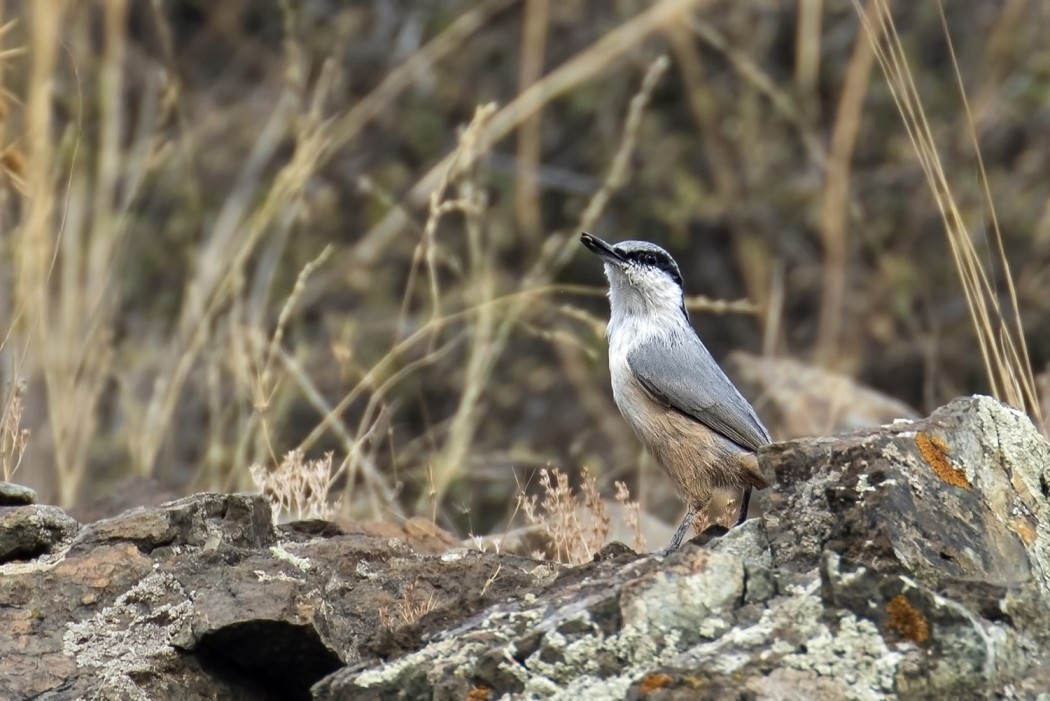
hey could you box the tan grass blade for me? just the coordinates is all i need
[853,0,1040,427]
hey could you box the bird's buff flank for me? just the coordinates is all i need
[580,232,771,554]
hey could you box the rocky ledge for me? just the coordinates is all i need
[2,395,1049,700]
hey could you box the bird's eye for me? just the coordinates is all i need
[642,253,656,266]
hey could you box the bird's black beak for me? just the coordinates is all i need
[580,232,625,263]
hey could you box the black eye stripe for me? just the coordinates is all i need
[623,249,682,287]
[630,251,665,266]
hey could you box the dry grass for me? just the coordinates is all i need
[815,0,878,367]
[615,480,647,555]
[0,378,28,481]
[0,2,1045,549]
[378,578,438,630]
[420,53,672,515]
[249,449,340,523]
[359,0,709,257]
[520,466,608,563]
[518,466,644,564]
[853,0,1043,428]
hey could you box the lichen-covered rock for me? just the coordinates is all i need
[314,396,1050,700]
[72,492,276,553]
[3,396,1049,700]
[762,395,1050,592]
[0,504,78,563]
[0,481,38,506]
[1,492,558,700]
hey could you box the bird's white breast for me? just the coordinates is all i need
[606,308,674,433]
[603,271,693,435]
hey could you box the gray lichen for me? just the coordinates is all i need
[63,570,193,697]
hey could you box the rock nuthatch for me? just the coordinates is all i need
[580,232,771,554]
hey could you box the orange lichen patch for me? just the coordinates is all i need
[639,673,674,694]
[1009,516,1038,545]
[466,687,492,701]
[885,594,929,644]
[915,432,970,489]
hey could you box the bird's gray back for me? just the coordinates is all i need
[626,331,770,452]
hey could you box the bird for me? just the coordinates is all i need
[580,232,771,554]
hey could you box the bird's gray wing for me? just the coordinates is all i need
[627,334,771,451]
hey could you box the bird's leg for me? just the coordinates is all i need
[657,505,699,556]
[659,489,751,556]
[734,486,753,527]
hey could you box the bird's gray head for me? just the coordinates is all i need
[580,232,687,321]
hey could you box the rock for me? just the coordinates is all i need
[0,504,78,563]
[726,351,921,438]
[761,394,1050,591]
[3,396,1049,700]
[314,396,1050,700]
[0,481,38,506]
[327,515,465,554]
[72,492,276,553]
[1,491,560,700]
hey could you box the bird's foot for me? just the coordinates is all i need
[655,506,698,556]
[657,509,734,555]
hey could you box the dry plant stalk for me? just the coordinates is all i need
[15,1,127,506]
[378,579,437,629]
[423,55,671,513]
[395,579,437,626]
[614,480,646,554]
[236,240,397,515]
[5,1,354,509]
[0,380,29,481]
[514,0,550,239]
[815,0,877,365]
[519,466,611,565]
[249,449,341,523]
[220,243,335,495]
[359,0,708,261]
[853,0,1042,429]
[133,28,340,480]
[480,563,503,598]
[422,105,498,514]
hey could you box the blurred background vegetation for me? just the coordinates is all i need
[1,0,1047,536]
